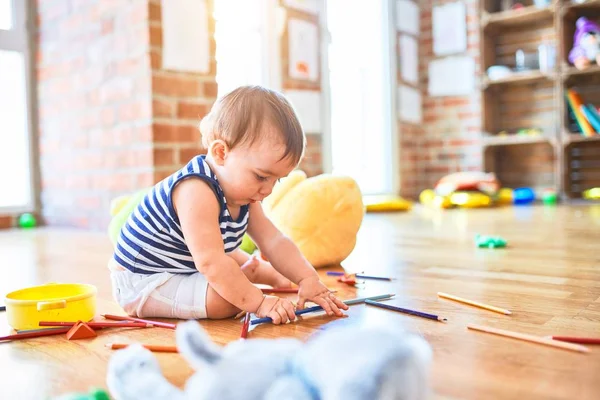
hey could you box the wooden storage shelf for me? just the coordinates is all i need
[564,140,600,198]
[479,1,600,199]
[564,0,600,12]
[564,132,600,143]
[562,65,600,81]
[482,6,555,30]
[483,70,554,88]
[484,142,556,191]
[483,134,553,146]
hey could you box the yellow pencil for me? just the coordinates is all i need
[437,292,511,315]
[467,324,590,354]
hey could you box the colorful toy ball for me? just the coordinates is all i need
[513,187,535,205]
[18,213,37,229]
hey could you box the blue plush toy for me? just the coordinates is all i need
[107,320,432,400]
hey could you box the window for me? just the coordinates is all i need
[0,0,35,211]
[326,0,397,195]
[213,0,280,96]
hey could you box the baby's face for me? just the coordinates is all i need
[220,127,297,207]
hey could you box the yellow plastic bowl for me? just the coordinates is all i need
[4,283,97,330]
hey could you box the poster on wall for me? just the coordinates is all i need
[161,0,210,73]
[432,1,467,56]
[400,34,418,85]
[283,0,319,15]
[398,85,422,124]
[284,90,322,133]
[428,56,475,96]
[396,0,419,36]
[288,18,320,82]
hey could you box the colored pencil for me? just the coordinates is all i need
[355,274,393,281]
[0,306,5,312]
[326,271,346,276]
[437,292,511,315]
[467,324,590,354]
[1,327,72,341]
[550,336,600,345]
[240,312,251,339]
[102,314,177,329]
[17,327,77,334]
[261,288,299,294]
[39,321,153,328]
[251,293,395,325]
[105,343,178,353]
[365,300,447,322]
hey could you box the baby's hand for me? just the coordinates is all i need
[297,276,348,316]
[255,295,296,324]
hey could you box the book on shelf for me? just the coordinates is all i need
[566,88,597,136]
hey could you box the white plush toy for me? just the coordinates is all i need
[107,320,432,400]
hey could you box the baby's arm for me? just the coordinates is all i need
[172,179,265,312]
[247,202,315,285]
[247,202,348,315]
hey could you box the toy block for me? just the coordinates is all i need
[66,321,97,340]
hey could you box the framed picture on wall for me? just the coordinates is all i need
[287,18,320,83]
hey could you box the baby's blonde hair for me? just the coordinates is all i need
[199,86,306,166]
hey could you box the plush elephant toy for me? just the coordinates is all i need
[569,17,600,70]
[107,320,432,400]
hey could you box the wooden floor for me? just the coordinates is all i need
[1,205,600,399]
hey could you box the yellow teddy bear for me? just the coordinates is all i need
[259,170,365,268]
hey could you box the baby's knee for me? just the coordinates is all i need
[205,286,240,319]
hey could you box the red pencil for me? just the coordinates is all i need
[0,327,71,341]
[240,312,251,339]
[102,314,177,329]
[260,288,299,294]
[551,336,600,345]
[39,321,153,328]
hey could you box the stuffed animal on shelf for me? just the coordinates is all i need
[569,17,600,70]
[260,170,364,268]
[106,320,432,400]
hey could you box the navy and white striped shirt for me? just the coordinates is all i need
[114,155,250,274]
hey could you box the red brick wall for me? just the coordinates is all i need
[148,0,216,182]
[36,0,155,230]
[36,0,217,230]
[418,0,483,192]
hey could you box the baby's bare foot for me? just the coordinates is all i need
[241,255,293,288]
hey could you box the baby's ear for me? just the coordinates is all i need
[176,320,222,369]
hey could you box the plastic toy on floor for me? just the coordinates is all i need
[363,194,412,212]
[475,234,507,249]
[106,320,432,400]
[420,172,500,209]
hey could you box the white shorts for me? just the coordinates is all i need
[108,261,209,320]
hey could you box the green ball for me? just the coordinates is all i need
[18,213,37,228]
[542,191,557,205]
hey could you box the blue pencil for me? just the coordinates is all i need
[250,293,395,325]
[326,271,345,276]
[355,274,393,281]
[365,300,447,322]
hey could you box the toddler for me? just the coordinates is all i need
[109,85,348,324]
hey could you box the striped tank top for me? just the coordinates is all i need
[114,155,250,274]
